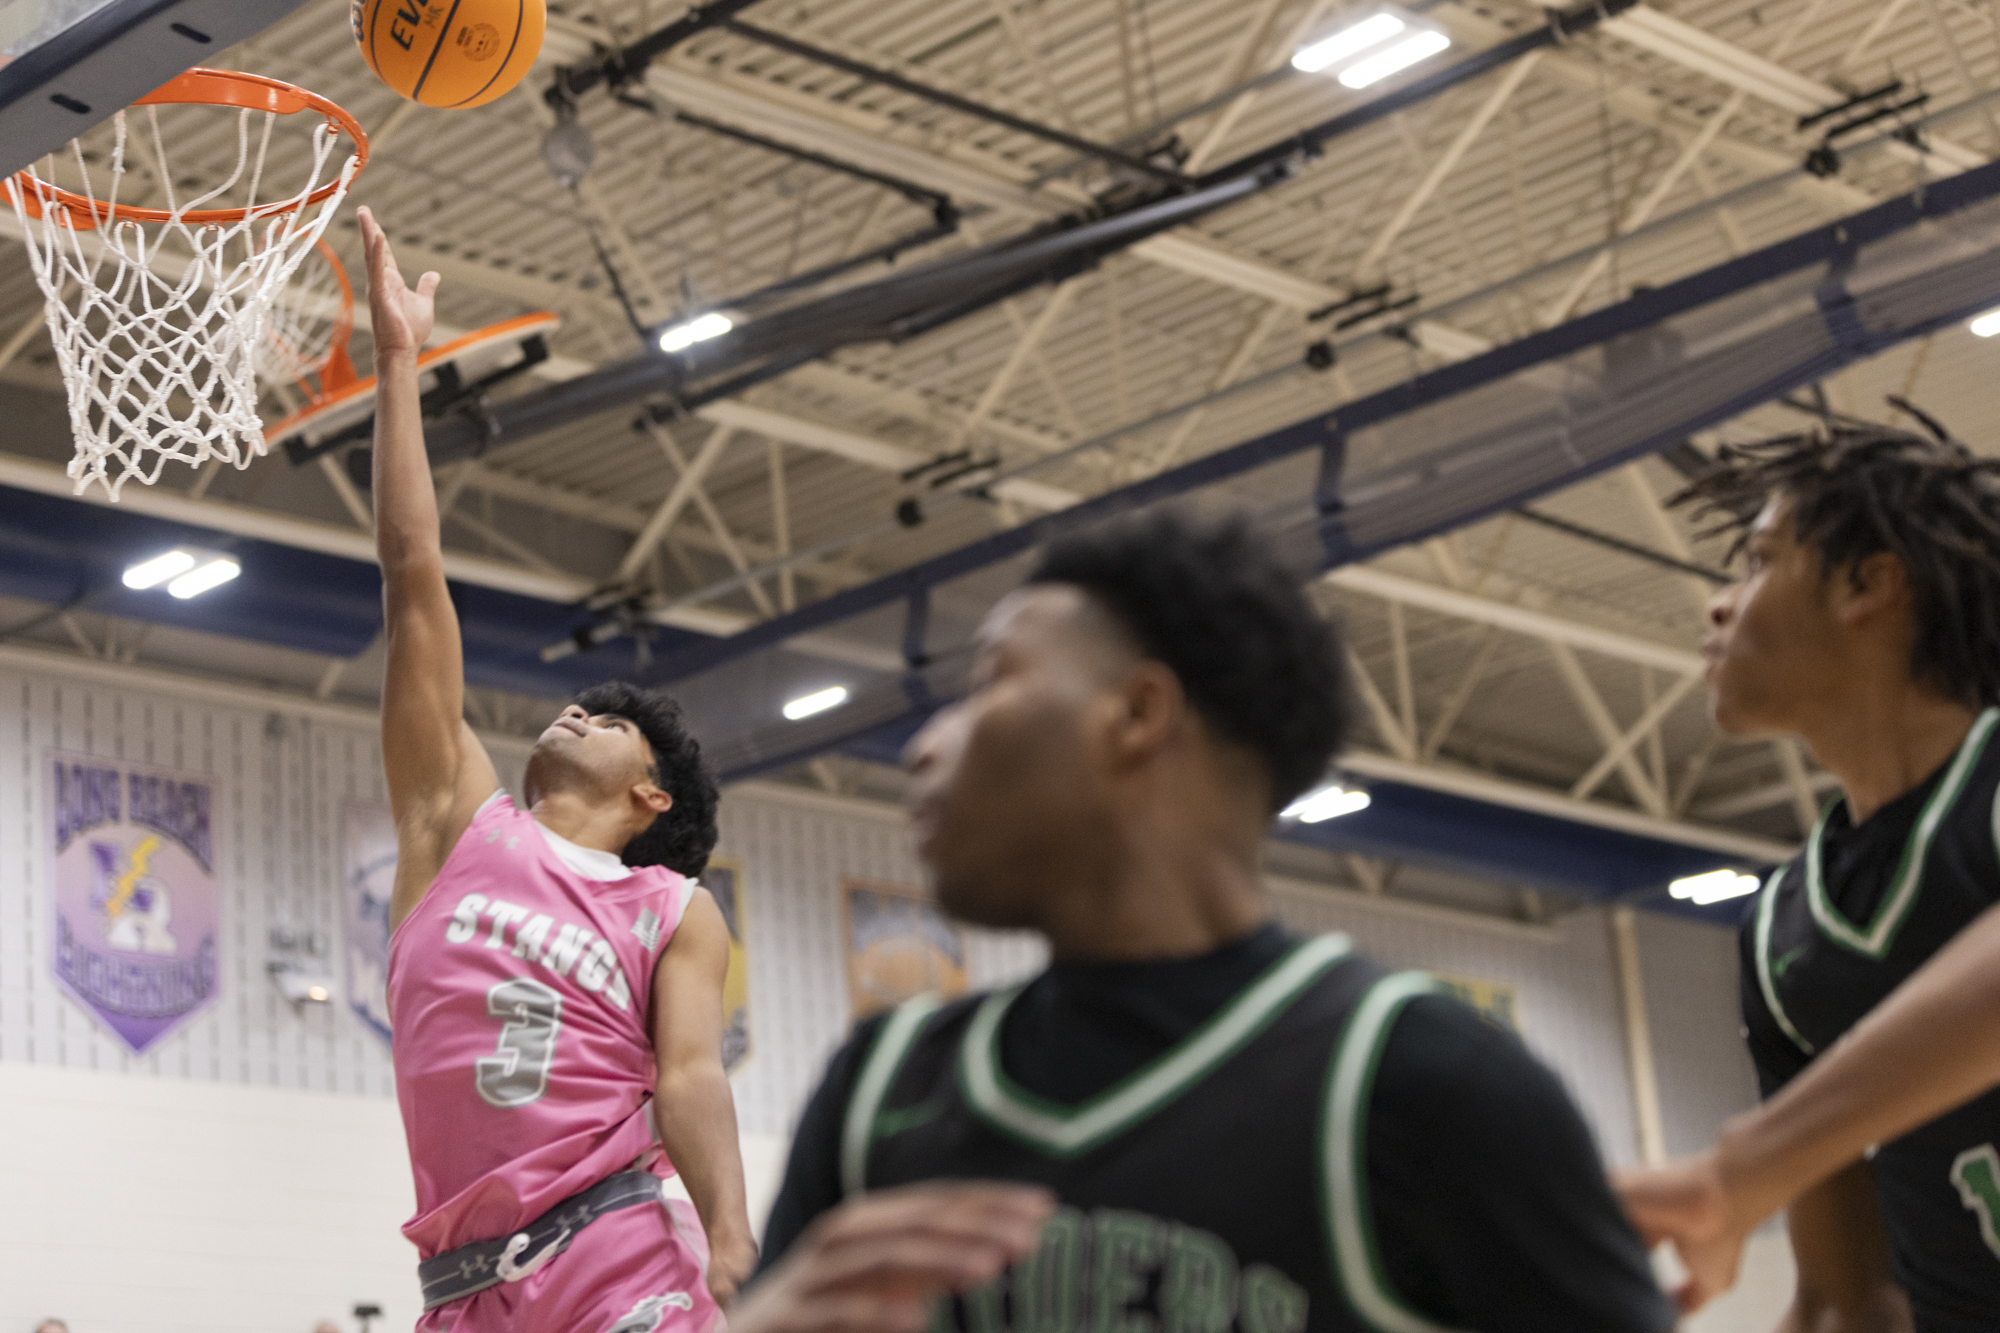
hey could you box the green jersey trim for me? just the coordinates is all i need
[958,933,1354,1159]
[1321,971,1468,1333]
[1804,707,1999,958]
[1753,866,1816,1057]
[841,992,943,1197]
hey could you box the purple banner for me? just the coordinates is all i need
[49,753,221,1054]
[342,801,396,1043]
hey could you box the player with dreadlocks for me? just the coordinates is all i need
[1617,412,2000,1333]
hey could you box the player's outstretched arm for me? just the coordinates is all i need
[1618,899,2000,1311]
[730,1183,1054,1333]
[651,888,758,1305]
[358,205,499,931]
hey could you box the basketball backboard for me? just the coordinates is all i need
[0,0,312,177]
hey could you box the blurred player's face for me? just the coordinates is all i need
[1702,496,1847,735]
[525,706,657,805]
[903,586,1132,929]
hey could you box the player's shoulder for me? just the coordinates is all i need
[1362,986,1562,1124]
[1942,707,2000,843]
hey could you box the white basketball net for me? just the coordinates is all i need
[253,243,344,388]
[5,103,361,500]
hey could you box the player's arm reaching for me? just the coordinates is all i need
[1619,899,2000,1313]
[359,205,501,932]
[653,887,760,1305]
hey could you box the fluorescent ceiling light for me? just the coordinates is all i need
[782,685,850,721]
[1668,868,1762,905]
[1339,30,1451,88]
[1971,309,2000,337]
[122,549,198,590]
[1281,784,1372,823]
[1292,13,1405,73]
[659,312,734,353]
[166,557,241,600]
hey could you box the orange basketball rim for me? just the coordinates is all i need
[7,68,370,231]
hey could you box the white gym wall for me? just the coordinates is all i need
[0,648,1779,1332]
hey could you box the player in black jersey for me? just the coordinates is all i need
[1617,420,2000,1332]
[751,510,1675,1333]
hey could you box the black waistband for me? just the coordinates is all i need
[418,1169,664,1310]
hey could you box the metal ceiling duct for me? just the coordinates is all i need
[334,0,1640,471]
[627,158,2000,782]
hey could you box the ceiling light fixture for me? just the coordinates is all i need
[1971,309,2000,337]
[658,312,734,354]
[1292,12,1406,73]
[1339,30,1452,88]
[122,548,199,590]
[1280,783,1373,823]
[1668,868,1762,905]
[782,685,850,721]
[166,557,241,600]
[124,548,240,598]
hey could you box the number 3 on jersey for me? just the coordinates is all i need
[1953,1144,2000,1259]
[477,978,563,1108]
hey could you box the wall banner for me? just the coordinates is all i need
[1433,972,1519,1031]
[342,801,398,1043]
[701,856,751,1072]
[48,752,222,1053]
[842,877,968,1022]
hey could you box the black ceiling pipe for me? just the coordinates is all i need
[386,168,1277,468]
[717,18,1193,188]
[551,0,768,99]
[339,3,1611,469]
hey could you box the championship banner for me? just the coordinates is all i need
[342,801,398,1043]
[842,877,968,1021]
[701,856,751,1072]
[49,753,221,1054]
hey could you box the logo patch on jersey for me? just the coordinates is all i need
[632,908,664,952]
[604,1292,696,1333]
[1771,944,1808,979]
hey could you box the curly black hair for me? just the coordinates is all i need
[574,681,720,877]
[1670,414,2000,709]
[1026,507,1353,812]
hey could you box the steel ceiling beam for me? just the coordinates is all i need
[632,152,2000,689]
[1602,5,1984,174]
[1339,750,1794,862]
[0,452,590,604]
[1191,0,1641,188]
[1322,566,1704,675]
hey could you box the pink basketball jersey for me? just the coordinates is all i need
[388,792,697,1258]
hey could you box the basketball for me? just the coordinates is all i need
[351,0,546,110]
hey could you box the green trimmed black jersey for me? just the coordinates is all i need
[760,931,1674,1333]
[1741,707,2000,1331]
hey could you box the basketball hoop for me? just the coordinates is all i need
[256,239,357,393]
[4,68,368,500]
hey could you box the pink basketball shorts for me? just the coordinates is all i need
[417,1198,718,1333]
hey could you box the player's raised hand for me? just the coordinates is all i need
[357,205,440,359]
[727,1182,1055,1333]
[1615,1152,1752,1313]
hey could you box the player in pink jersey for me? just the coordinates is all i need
[359,205,757,1333]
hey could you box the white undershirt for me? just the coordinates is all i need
[482,790,697,925]
[537,821,635,881]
